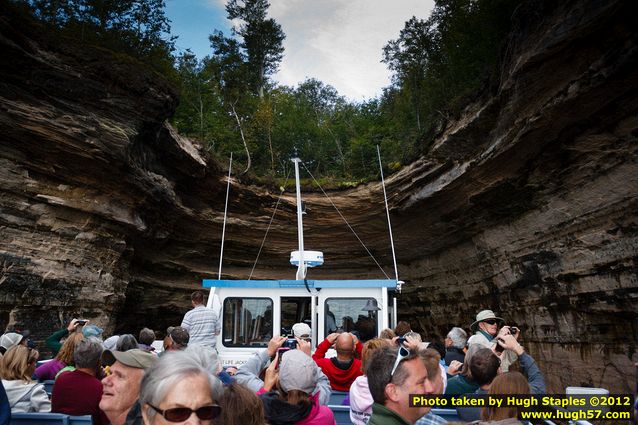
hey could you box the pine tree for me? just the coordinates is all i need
[225,0,284,97]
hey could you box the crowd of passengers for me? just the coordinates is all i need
[0,299,636,425]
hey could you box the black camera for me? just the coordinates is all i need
[282,338,298,349]
[396,336,407,345]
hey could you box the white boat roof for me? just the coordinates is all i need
[202,279,397,289]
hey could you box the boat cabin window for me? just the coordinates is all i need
[280,297,311,337]
[325,298,378,342]
[222,297,272,347]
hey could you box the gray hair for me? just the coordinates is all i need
[74,337,103,368]
[140,347,223,421]
[447,327,467,349]
[184,344,221,374]
[138,328,155,346]
[403,331,422,343]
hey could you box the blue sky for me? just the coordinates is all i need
[165,0,434,101]
[166,0,230,59]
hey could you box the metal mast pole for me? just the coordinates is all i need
[218,153,232,280]
[377,146,400,286]
[292,155,306,280]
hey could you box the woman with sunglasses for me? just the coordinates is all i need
[0,345,51,412]
[139,348,223,424]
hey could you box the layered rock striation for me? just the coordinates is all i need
[0,0,636,392]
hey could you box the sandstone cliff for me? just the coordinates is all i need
[0,0,636,393]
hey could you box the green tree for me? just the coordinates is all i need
[382,16,437,132]
[27,0,75,25]
[173,51,207,141]
[225,0,285,97]
[27,0,175,72]
[207,30,256,173]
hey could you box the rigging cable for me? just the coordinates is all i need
[218,153,232,280]
[301,162,391,280]
[248,170,292,280]
[377,145,401,290]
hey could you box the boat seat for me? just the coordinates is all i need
[42,379,55,396]
[68,415,93,425]
[431,408,461,421]
[328,405,352,425]
[10,413,69,425]
[328,390,348,405]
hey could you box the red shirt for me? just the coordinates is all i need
[312,338,363,391]
[51,369,109,425]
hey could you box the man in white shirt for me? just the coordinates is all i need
[181,291,220,349]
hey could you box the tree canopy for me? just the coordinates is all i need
[16,0,522,183]
[23,0,176,74]
[172,0,521,181]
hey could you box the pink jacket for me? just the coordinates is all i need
[297,393,335,425]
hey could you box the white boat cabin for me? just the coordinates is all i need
[202,278,398,367]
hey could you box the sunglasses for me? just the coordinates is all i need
[148,404,221,422]
[482,319,499,325]
[390,346,410,378]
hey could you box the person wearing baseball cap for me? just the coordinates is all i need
[259,349,335,424]
[0,332,26,355]
[99,349,157,425]
[162,326,189,353]
[234,334,332,406]
[291,322,312,342]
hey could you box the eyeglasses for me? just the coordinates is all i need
[147,404,221,422]
[390,346,410,378]
[482,319,499,325]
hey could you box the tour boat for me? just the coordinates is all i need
[202,154,402,367]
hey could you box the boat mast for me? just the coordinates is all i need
[377,146,402,292]
[292,154,306,280]
[218,153,232,280]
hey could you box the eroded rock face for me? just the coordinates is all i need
[390,1,638,393]
[0,0,636,392]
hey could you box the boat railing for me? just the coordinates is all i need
[9,413,92,425]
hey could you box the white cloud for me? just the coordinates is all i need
[269,0,434,101]
[207,0,434,100]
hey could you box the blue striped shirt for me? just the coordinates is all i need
[181,305,220,348]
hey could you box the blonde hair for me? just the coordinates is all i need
[361,338,392,373]
[56,332,84,365]
[379,328,396,339]
[0,345,39,382]
[481,371,530,421]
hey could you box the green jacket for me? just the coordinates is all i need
[445,374,479,395]
[368,403,412,425]
[45,328,69,356]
